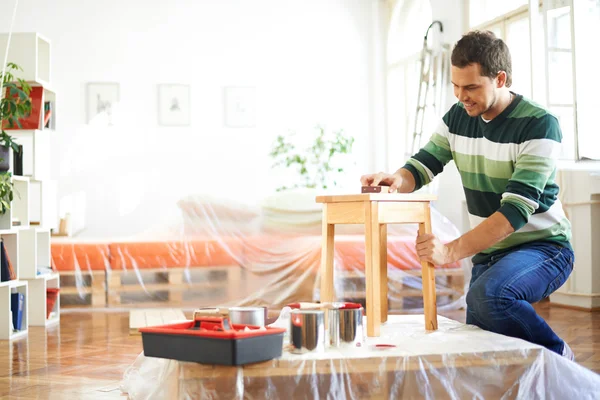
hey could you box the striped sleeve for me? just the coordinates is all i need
[403,118,453,191]
[498,115,562,230]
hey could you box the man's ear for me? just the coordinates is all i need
[496,71,507,88]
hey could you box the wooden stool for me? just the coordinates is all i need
[316,192,438,337]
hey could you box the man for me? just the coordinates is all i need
[361,30,575,360]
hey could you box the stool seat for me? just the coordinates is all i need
[316,192,438,337]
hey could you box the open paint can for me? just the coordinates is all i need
[228,307,266,327]
[328,303,364,348]
[290,309,325,354]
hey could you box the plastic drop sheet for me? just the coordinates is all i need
[52,189,469,310]
[120,314,600,400]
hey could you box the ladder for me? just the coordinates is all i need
[410,21,451,156]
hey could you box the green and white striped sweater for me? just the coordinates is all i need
[403,94,572,264]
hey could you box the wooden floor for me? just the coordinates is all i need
[0,302,598,399]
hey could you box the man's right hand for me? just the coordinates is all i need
[360,171,404,193]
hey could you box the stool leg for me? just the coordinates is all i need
[380,224,388,323]
[420,203,438,331]
[365,202,381,337]
[320,204,335,304]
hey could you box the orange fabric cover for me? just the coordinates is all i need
[51,242,110,272]
[52,236,461,272]
[109,238,243,270]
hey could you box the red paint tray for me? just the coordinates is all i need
[139,316,286,366]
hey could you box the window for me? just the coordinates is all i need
[544,3,576,159]
[470,0,600,161]
[571,0,600,160]
[470,0,529,27]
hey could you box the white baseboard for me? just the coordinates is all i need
[549,292,600,310]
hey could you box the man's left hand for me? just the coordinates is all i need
[416,233,454,266]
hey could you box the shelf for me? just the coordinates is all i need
[11,175,30,183]
[0,33,51,87]
[29,179,58,231]
[9,328,28,340]
[0,279,25,288]
[12,177,30,228]
[0,31,56,338]
[6,130,51,181]
[17,227,51,280]
[18,227,35,279]
[0,280,28,340]
[0,230,20,280]
[28,272,59,326]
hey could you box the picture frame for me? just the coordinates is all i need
[86,82,120,125]
[223,86,256,128]
[158,84,191,126]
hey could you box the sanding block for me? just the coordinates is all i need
[361,185,396,194]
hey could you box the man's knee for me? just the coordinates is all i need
[466,279,512,318]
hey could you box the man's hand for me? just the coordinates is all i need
[416,233,455,266]
[360,171,404,193]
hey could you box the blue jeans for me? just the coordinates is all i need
[466,241,574,355]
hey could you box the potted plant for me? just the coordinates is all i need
[269,125,355,192]
[0,62,31,215]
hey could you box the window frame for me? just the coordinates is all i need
[467,0,591,161]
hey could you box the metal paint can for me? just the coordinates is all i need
[290,309,325,353]
[228,307,266,327]
[328,305,364,348]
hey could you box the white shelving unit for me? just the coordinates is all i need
[0,33,51,86]
[0,280,28,340]
[0,31,58,339]
[28,272,59,326]
[8,129,52,181]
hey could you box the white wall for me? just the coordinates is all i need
[385,0,467,233]
[427,0,468,233]
[1,0,375,238]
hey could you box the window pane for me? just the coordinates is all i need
[506,17,531,98]
[487,23,504,38]
[574,0,600,160]
[550,106,575,160]
[470,0,528,27]
[547,6,571,49]
[547,51,573,104]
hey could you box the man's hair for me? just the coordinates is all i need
[451,30,512,87]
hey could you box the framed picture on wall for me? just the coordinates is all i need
[86,82,120,125]
[223,86,256,128]
[158,84,191,126]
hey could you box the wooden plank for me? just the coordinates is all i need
[378,202,426,224]
[380,224,387,323]
[129,308,186,335]
[129,310,147,335]
[325,202,364,224]
[320,203,335,306]
[315,193,437,203]
[58,270,105,277]
[338,267,464,278]
[145,312,166,328]
[365,202,381,337]
[419,203,438,331]
[162,309,186,324]
[341,288,456,299]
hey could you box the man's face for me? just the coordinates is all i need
[451,63,499,118]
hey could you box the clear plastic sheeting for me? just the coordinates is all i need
[120,315,600,399]
[52,189,469,310]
